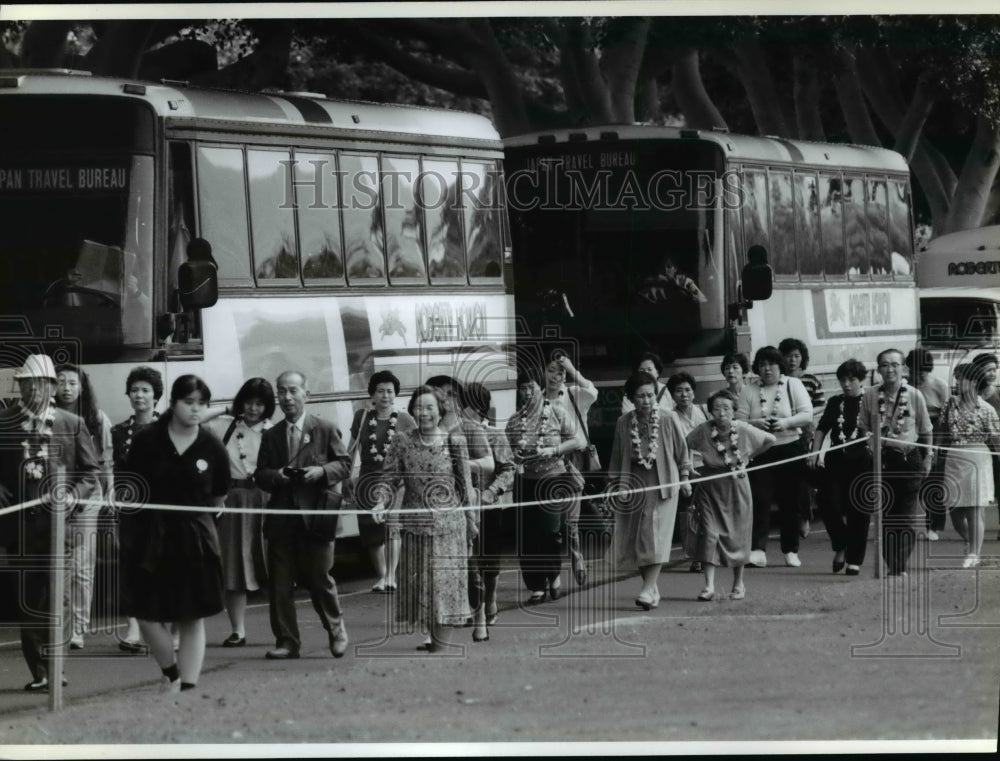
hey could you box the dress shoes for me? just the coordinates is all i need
[119,640,146,654]
[526,590,546,605]
[832,556,846,574]
[845,564,861,575]
[548,577,563,601]
[70,634,84,650]
[730,584,746,600]
[784,552,802,568]
[329,624,349,658]
[222,633,246,648]
[689,561,702,573]
[24,676,68,692]
[696,588,715,602]
[635,591,655,611]
[265,647,300,660]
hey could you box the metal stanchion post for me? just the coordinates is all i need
[48,465,66,712]
[873,426,883,580]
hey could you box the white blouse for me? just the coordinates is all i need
[209,417,269,479]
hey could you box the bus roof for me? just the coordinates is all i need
[504,124,909,173]
[918,225,1000,255]
[0,70,501,143]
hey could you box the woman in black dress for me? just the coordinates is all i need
[121,374,230,693]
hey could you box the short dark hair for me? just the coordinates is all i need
[720,353,750,375]
[905,348,933,375]
[516,365,541,388]
[955,362,990,391]
[408,384,445,419]
[368,370,401,397]
[836,359,867,382]
[459,381,492,419]
[707,389,738,413]
[424,374,463,395]
[667,372,697,394]
[753,346,788,375]
[778,337,810,370]
[125,365,164,401]
[624,371,658,402]
[633,352,663,376]
[876,348,904,367]
[233,377,276,421]
[170,374,211,406]
[971,353,998,370]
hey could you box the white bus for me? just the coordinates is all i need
[0,70,517,537]
[916,225,1000,382]
[504,126,920,454]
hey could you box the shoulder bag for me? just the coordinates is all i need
[567,389,602,472]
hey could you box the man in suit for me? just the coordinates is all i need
[255,370,351,660]
[0,354,100,691]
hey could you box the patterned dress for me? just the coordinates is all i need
[686,421,772,566]
[379,429,475,627]
[941,397,1000,508]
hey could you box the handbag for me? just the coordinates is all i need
[567,389,602,472]
[341,408,368,508]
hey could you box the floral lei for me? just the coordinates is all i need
[877,380,910,436]
[123,412,160,458]
[235,416,273,462]
[368,410,399,463]
[20,398,56,480]
[833,396,861,444]
[513,399,554,456]
[630,408,661,470]
[759,378,784,421]
[710,420,746,478]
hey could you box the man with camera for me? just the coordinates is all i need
[254,370,351,660]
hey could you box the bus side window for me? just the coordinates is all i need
[249,148,299,284]
[196,145,253,286]
[769,169,795,276]
[382,155,427,282]
[867,177,890,275]
[888,179,913,278]
[341,153,386,283]
[741,168,770,262]
[819,172,846,277]
[794,172,822,278]
[463,160,503,280]
[423,159,466,283]
[296,152,345,282]
[843,174,869,276]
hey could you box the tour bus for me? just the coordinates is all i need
[0,70,517,537]
[915,225,1000,384]
[504,126,919,456]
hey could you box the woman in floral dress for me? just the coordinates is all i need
[373,385,476,652]
[687,390,774,601]
[941,363,1000,567]
[608,371,692,609]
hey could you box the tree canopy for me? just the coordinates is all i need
[3,14,999,232]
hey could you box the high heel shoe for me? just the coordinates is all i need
[635,591,654,611]
[472,625,490,642]
[526,590,546,605]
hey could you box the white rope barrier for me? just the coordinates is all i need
[0,435,873,518]
[883,436,1000,456]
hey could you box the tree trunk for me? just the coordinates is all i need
[84,20,156,77]
[832,46,881,146]
[793,53,825,141]
[19,20,72,68]
[192,22,293,91]
[731,43,793,136]
[892,71,935,165]
[634,74,664,123]
[940,117,1000,234]
[464,20,532,137]
[555,19,614,125]
[599,17,650,124]
[671,48,727,130]
[138,39,218,81]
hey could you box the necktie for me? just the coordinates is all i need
[288,423,301,459]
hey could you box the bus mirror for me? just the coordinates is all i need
[178,260,218,310]
[741,246,773,301]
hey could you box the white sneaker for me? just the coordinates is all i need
[926,530,940,541]
[962,554,979,569]
[784,552,802,568]
[70,634,84,650]
[748,550,767,568]
[160,676,181,694]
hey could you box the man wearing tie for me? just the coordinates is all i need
[255,370,351,660]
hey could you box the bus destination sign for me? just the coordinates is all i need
[0,165,128,192]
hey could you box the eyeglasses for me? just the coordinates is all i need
[878,363,902,369]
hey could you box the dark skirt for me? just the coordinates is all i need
[218,484,268,592]
[120,510,225,622]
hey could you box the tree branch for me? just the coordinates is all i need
[672,48,727,130]
[793,52,825,141]
[940,116,1000,234]
[731,42,793,136]
[558,18,613,124]
[599,17,651,123]
[893,70,936,164]
[832,45,881,146]
[191,21,293,91]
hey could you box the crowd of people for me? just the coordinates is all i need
[0,339,997,693]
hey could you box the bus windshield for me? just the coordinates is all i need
[0,97,155,356]
[506,139,726,369]
[921,297,999,346]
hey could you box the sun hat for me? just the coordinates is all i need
[13,354,58,381]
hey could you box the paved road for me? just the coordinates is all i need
[0,517,998,746]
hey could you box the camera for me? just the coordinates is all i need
[283,466,307,482]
